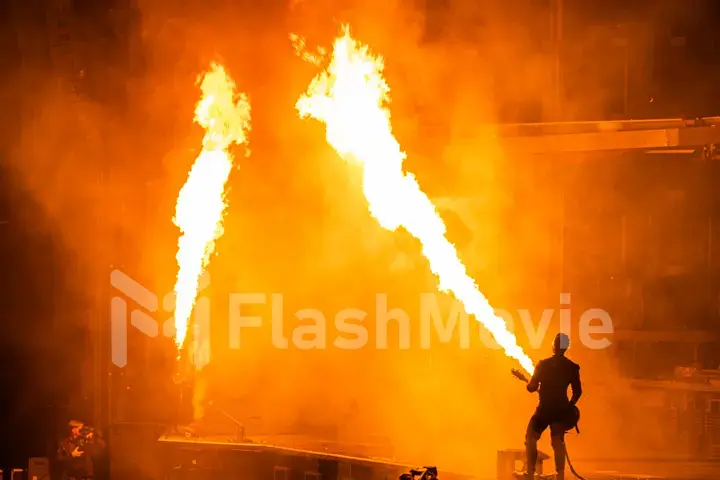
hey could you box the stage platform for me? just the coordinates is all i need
[159,432,416,469]
[157,432,474,480]
[107,422,720,480]
[155,433,720,480]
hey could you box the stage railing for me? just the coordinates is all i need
[206,401,245,442]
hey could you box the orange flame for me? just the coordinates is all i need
[295,26,535,375]
[173,63,251,353]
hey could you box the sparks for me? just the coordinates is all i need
[173,63,251,354]
[295,26,535,375]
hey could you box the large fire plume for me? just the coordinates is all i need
[173,63,251,355]
[295,27,535,375]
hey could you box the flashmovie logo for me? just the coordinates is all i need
[109,270,210,368]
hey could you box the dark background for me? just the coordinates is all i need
[4,0,720,472]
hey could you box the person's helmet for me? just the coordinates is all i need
[553,333,570,354]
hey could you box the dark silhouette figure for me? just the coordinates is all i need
[57,420,106,480]
[524,333,582,480]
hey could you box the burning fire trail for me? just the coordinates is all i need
[173,63,251,355]
[295,27,535,375]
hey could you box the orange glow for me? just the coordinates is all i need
[173,63,251,354]
[295,26,535,375]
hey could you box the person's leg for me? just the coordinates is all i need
[549,423,566,480]
[525,414,548,478]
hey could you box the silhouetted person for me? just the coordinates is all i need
[524,333,582,480]
[57,420,106,480]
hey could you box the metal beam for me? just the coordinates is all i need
[495,117,720,155]
[612,329,720,343]
[630,379,720,393]
[497,117,720,136]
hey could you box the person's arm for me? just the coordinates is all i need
[569,364,582,405]
[57,439,72,462]
[527,361,542,393]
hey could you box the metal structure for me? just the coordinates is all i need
[497,117,720,155]
[9,0,719,477]
[156,434,473,480]
[43,0,84,99]
[629,367,720,461]
[42,0,112,433]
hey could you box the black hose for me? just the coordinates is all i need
[564,441,587,480]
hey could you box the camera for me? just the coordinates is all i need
[74,426,95,450]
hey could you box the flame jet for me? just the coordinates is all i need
[173,63,251,360]
[294,27,534,375]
